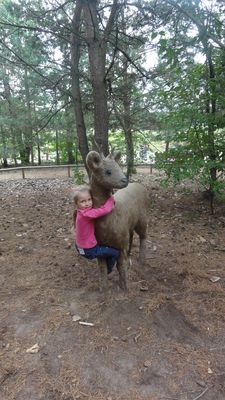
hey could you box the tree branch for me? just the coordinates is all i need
[0,21,71,43]
[104,0,120,40]
[165,0,225,51]
[105,27,119,79]
[35,101,71,135]
[109,40,154,79]
[0,39,72,97]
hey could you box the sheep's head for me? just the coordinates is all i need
[86,150,128,189]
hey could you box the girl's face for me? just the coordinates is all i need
[76,191,93,210]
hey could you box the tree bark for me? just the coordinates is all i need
[2,69,18,164]
[71,0,119,161]
[55,126,60,165]
[1,127,8,167]
[24,66,33,164]
[112,10,135,178]
[83,0,119,155]
[202,37,217,214]
[82,0,109,154]
[36,132,41,165]
[65,105,75,164]
[123,63,135,179]
[71,0,89,165]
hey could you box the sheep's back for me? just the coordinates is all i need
[115,182,148,209]
[95,182,149,249]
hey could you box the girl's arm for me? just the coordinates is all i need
[80,196,115,219]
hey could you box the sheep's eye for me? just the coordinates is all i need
[106,169,112,175]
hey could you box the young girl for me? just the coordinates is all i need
[73,186,119,274]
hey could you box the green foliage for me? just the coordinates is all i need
[72,167,85,185]
[109,130,162,162]
[0,0,224,211]
[148,0,225,208]
[155,126,225,197]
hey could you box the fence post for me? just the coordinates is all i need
[68,166,71,177]
[22,168,25,179]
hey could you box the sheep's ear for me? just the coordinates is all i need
[86,151,103,171]
[108,148,121,162]
[113,151,121,162]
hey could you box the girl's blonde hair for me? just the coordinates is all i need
[71,185,92,226]
[72,185,92,206]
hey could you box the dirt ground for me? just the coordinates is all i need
[1,172,225,400]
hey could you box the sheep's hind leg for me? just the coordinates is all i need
[139,236,146,265]
[117,252,128,290]
[128,232,133,256]
[98,258,108,291]
[135,221,147,265]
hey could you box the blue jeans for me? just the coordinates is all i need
[77,245,119,274]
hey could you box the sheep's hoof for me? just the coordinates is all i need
[99,282,108,292]
[138,256,146,266]
[118,279,128,291]
[99,275,108,292]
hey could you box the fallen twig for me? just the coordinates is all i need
[192,386,208,400]
[134,333,141,343]
[159,387,209,400]
[79,321,94,327]
[213,247,225,252]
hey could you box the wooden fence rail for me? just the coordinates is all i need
[0,164,154,181]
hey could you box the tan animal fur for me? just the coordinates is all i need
[86,150,149,290]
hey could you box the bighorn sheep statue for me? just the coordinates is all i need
[86,150,149,290]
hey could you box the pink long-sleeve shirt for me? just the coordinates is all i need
[75,196,115,249]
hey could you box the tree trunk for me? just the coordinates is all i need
[83,0,119,155]
[123,67,134,179]
[71,0,119,160]
[24,66,33,164]
[37,132,41,165]
[124,129,134,179]
[55,127,60,165]
[113,11,135,178]
[1,127,8,167]
[65,105,75,164]
[165,140,170,152]
[2,70,17,165]
[71,0,89,165]
[203,40,217,214]
[83,0,109,155]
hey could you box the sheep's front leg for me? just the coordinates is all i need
[139,237,146,265]
[117,251,128,290]
[98,258,108,291]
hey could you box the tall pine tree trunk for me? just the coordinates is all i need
[203,39,217,214]
[55,127,60,165]
[83,0,109,155]
[71,0,89,165]
[71,0,119,161]
[65,105,75,164]
[1,127,8,167]
[24,67,33,164]
[2,69,17,165]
